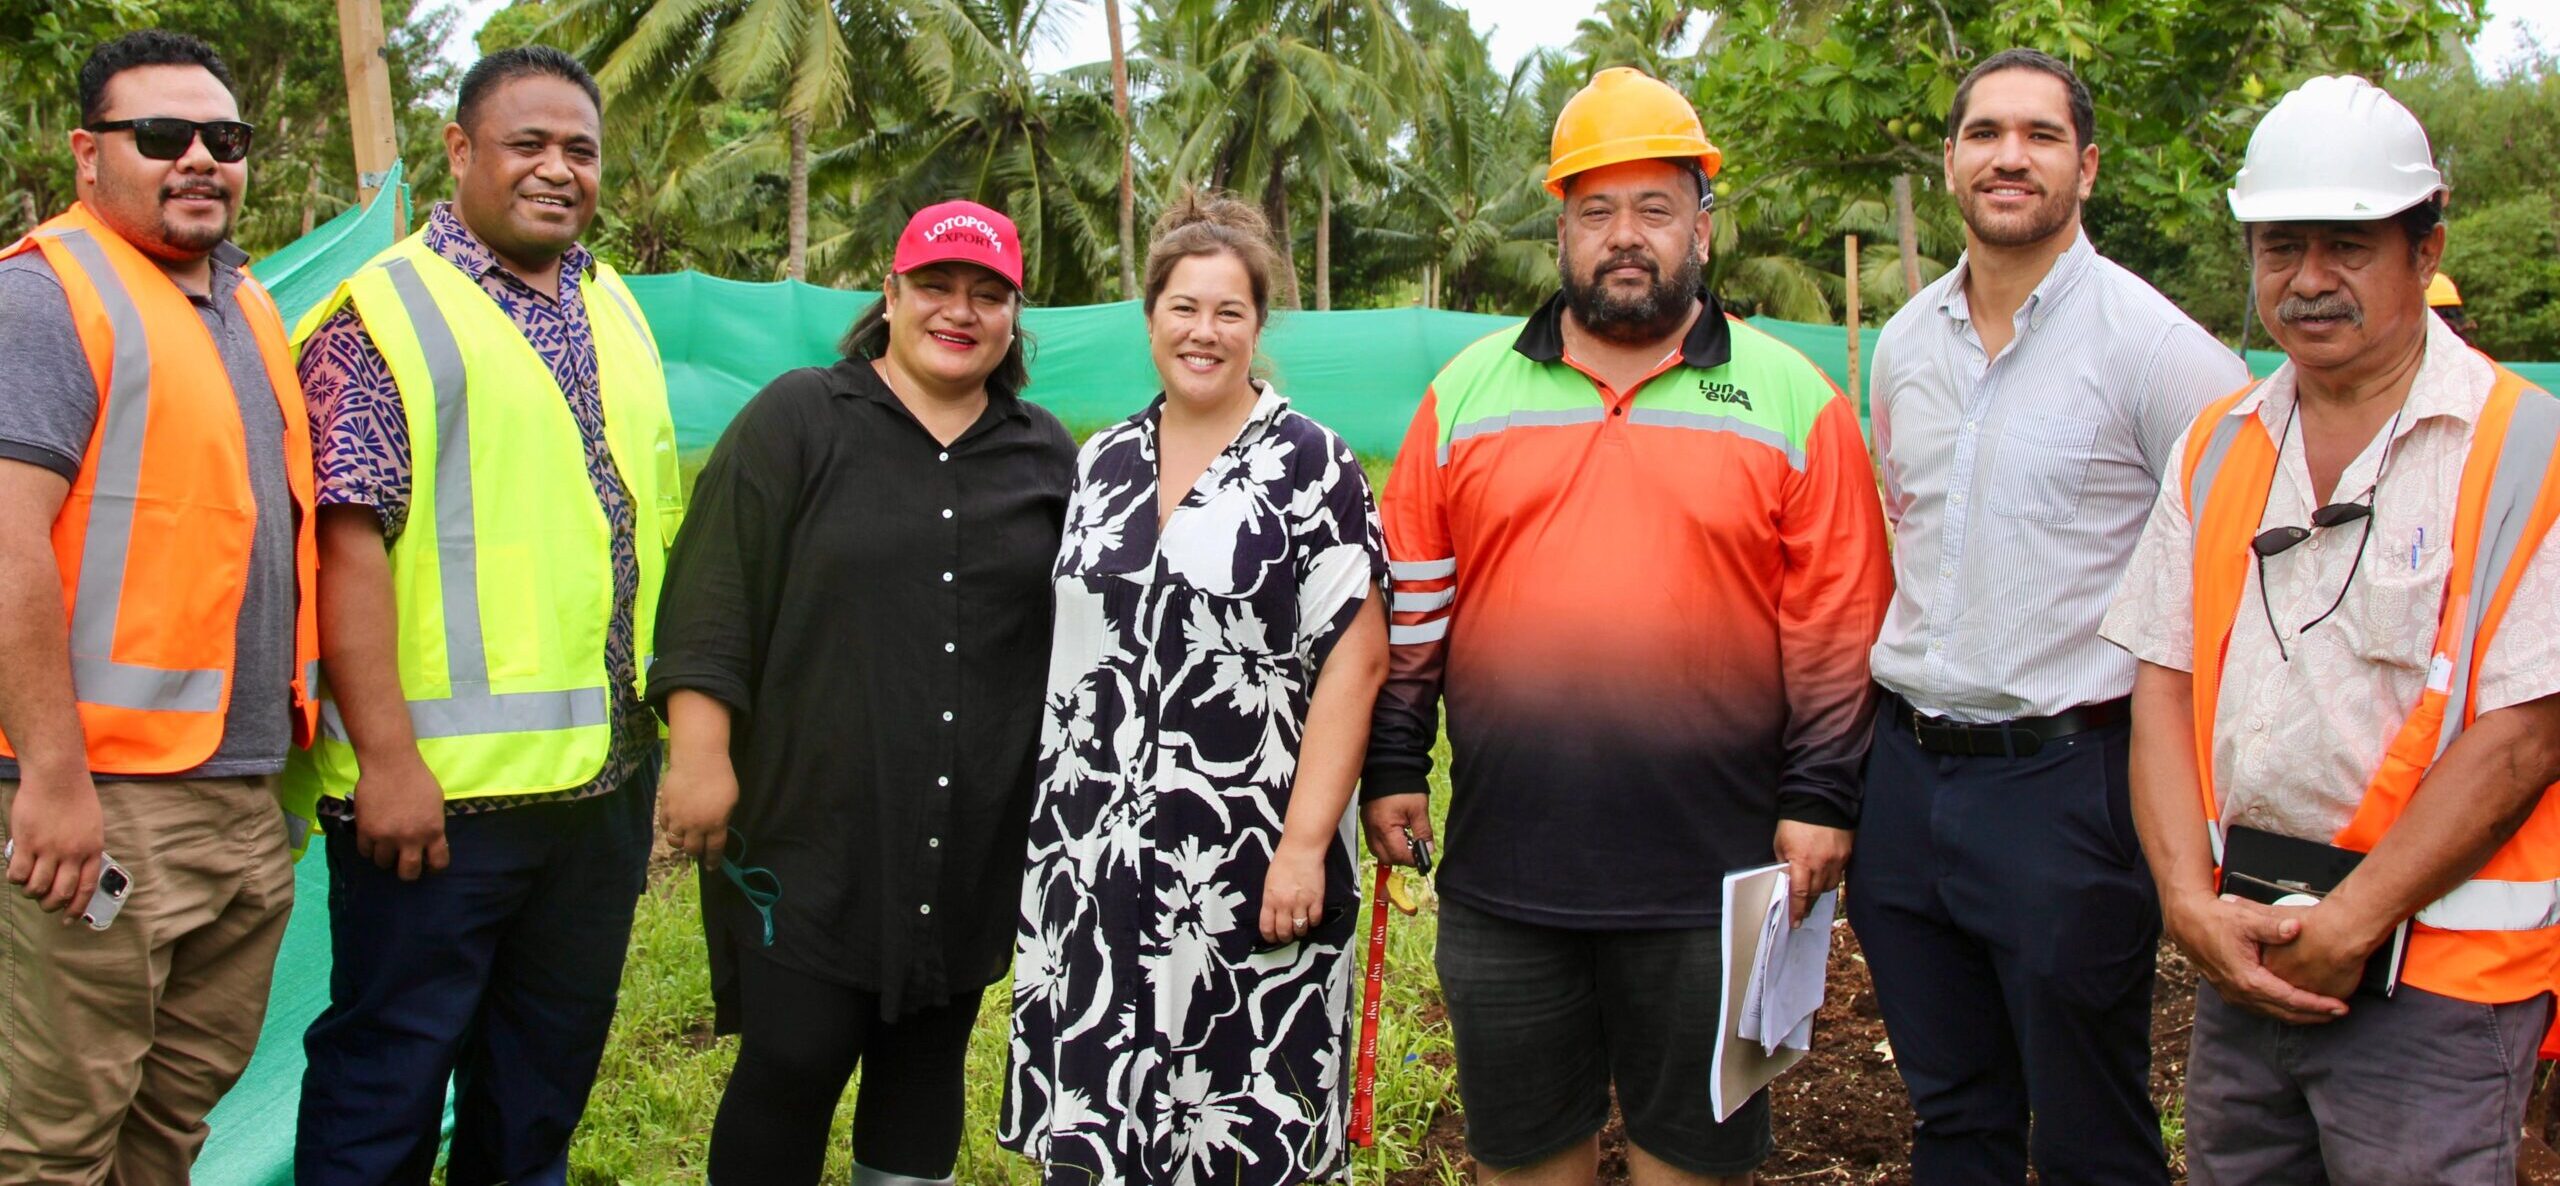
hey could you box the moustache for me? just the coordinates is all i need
[1592,251,1660,281]
[2277,294,2363,326]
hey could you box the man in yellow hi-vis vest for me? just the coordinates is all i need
[2103,76,2560,1183]
[286,47,681,1186]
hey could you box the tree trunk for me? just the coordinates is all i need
[787,113,811,282]
[1892,173,1921,298]
[302,164,322,237]
[1844,233,1862,400]
[1315,175,1332,311]
[1106,0,1136,301]
[1264,157,1300,310]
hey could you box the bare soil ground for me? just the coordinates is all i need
[1386,927,2204,1186]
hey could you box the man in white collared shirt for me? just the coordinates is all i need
[1849,49,2246,1186]
[2104,75,2560,1184]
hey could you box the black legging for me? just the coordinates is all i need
[706,952,983,1184]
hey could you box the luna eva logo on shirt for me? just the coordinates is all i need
[1699,380,1753,411]
[927,215,1006,253]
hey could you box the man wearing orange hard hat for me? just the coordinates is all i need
[1364,66,1891,1186]
[2428,271,2480,347]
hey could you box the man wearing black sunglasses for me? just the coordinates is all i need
[0,29,315,1184]
[2106,76,2560,1182]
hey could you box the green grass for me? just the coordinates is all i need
[563,766,1459,1186]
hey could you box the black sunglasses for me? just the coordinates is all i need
[86,118,255,163]
[2251,401,2405,661]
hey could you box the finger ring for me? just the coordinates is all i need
[1293,915,1308,926]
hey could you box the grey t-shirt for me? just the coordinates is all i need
[0,249,296,779]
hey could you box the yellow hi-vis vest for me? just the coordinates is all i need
[283,231,682,803]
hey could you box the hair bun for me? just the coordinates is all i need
[1151,188,1271,242]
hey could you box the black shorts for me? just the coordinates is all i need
[1433,897,1772,1176]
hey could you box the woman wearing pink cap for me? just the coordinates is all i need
[648,200,1076,1185]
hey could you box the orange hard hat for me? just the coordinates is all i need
[2427,272,2462,308]
[1545,67,1724,199]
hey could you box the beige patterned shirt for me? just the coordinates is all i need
[2101,316,2560,842]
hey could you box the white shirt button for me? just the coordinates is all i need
[2249,717,2268,732]
[919,904,932,915]
[942,710,955,722]
[942,571,954,582]
[938,451,950,462]
[942,508,954,519]
[938,776,950,787]
[1949,491,1967,506]
[945,642,956,653]
[929,838,941,848]
[2307,535,2325,553]
[1939,563,1955,579]
[1963,422,1979,435]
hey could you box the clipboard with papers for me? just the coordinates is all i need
[1711,862,1838,1122]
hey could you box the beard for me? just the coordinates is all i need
[1956,177,2078,249]
[153,178,235,253]
[1560,246,1704,345]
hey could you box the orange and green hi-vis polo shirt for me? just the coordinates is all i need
[1364,290,1893,927]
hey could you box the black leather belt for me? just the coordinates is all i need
[1887,692,2131,758]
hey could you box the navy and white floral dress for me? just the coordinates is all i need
[1001,384,1388,1186]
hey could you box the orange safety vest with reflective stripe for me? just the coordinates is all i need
[2180,364,2560,1007]
[0,203,320,775]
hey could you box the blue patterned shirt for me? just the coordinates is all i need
[299,202,653,813]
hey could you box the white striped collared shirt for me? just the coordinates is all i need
[1868,230,2249,722]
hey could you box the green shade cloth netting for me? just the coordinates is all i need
[194,181,2560,1185]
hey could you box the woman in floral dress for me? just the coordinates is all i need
[1001,192,1390,1186]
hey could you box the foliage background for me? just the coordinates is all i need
[7,0,2557,354]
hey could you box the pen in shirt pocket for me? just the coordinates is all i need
[2412,526,2424,570]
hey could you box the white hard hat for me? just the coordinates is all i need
[2227,75,2444,223]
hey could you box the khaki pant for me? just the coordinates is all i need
[0,775,295,1185]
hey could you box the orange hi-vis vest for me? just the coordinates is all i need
[2180,363,2560,1007]
[0,203,320,775]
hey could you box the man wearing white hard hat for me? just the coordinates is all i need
[2102,74,2560,1182]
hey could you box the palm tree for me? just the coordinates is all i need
[816,0,1124,301]
[1143,0,1423,309]
[550,0,1006,280]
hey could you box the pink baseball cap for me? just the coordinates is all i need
[891,200,1023,290]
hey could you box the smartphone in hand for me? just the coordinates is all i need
[1,840,132,931]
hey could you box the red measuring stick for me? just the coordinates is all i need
[1350,863,1392,1147]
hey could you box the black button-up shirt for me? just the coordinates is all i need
[648,357,1075,1023]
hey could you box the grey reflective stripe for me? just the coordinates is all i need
[41,229,224,714]
[2437,386,2560,757]
[1393,586,1455,613]
[1389,619,1449,646]
[381,258,488,689]
[1625,408,1807,470]
[2418,876,2560,931]
[1438,406,1609,465]
[593,278,658,363]
[318,685,609,743]
[2185,407,2250,523]
[285,813,310,850]
[70,658,224,713]
[1391,557,1456,581]
[302,659,320,690]
[327,256,608,745]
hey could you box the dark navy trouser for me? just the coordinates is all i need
[295,765,656,1186]
[1845,713,2167,1186]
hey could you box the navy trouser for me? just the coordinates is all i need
[295,766,656,1186]
[1845,714,2166,1186]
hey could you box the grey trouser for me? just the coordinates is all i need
[2185,980,2551,1185]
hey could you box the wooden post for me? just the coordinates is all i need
[1844,233,1862,403]
[1891,175,1923,299]
[335,0,400,210]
